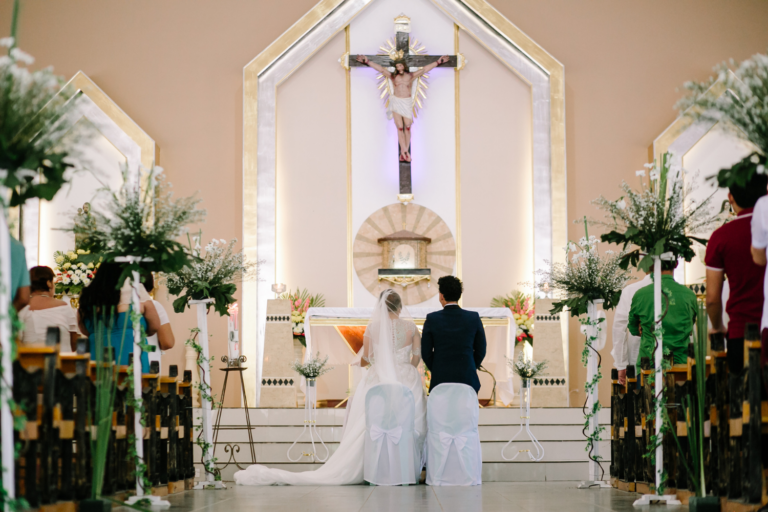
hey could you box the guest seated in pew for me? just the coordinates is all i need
[141,269,175,367]
[18,266,80,348]
[9,236,30,312]
[628,259,698,369]
[706,172,767,374]
[76,262,161,372]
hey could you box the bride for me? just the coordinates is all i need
[234,289,426,485]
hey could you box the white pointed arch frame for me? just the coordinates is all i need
[242,0,567,404]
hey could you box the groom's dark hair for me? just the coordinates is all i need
[438,276,463,302]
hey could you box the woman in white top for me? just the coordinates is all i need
[18,266,80,349]
[141,270,175,366]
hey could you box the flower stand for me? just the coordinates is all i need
[501,378,544,461]
[287,378,329,462]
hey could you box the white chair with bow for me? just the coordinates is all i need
[364,383,419,486]
[426,383,482,486]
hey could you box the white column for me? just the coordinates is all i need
[586,300,601,482]
[653,256,663,492]
[0,211,15,505]
[190,299,225,489]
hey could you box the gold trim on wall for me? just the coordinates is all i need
[454,23,462,281]
[650,78,731,164]
[346,25,354,307]
[66,72,159,167]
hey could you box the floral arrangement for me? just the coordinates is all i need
[280,288,326,346]
[72,164,206,284]
[291,353,333,379]
[53,249,101,296]
[537,233,631,317]
[163,232,257,317]
[676,50,768,187]
[590,153,717,273]
[0,36,89,208]
[509,353,548,380]
[491,291,534,344]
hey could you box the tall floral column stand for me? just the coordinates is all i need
[577,299,611,489]
[633,257,681,506]
[500,379,544,461]
[287,378,329,463]
[0,211,15,505]
[116,256,172,508]
[190,298,226,489]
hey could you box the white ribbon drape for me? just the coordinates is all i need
[370,425,404,479]
[433,429,475,482]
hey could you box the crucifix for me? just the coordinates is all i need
[344,14,464,203]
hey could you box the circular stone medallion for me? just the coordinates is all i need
[353,203,456,305]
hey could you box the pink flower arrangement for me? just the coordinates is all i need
[491,291,535,344]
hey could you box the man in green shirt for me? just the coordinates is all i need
[628,260,697,370]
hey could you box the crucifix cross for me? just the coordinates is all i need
[347,14,463,203]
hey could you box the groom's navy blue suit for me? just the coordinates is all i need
[421,305,487,393]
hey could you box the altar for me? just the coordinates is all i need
[303,307,518,405]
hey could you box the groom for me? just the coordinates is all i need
[421,276,487,393]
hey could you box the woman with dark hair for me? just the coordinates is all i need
[76,262,161,371]
[141,268,176,368]
[18,266,80,349]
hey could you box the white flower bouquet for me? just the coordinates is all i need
[292,353,333,379]
[53,249,101,296]
[509,353,548,380]
[537,233,631,317]
[163,232,258,317]
[591,153,718,272]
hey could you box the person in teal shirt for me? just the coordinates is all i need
[628,260,698,371]
[76,262,161,372]
[10,236,30,312]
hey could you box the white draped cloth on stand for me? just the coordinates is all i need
[302,307,516,404]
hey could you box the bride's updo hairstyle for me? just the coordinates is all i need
[380,290,402,313]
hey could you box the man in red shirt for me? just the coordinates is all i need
[706,172,768,374]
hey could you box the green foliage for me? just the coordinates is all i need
[0,35,88,208]
[591,153,716,273]
[708,152,766,189]
[579,315,606,475]
[71,164,206,287]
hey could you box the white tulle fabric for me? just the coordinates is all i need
[426,383,482,486]
[364,383,420,485]
[234,290,425,486]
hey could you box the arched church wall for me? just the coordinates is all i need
[458,31,534,308]
[275,31,348,307]
[7,0,768,406]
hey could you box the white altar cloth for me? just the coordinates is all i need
[303,307,516,404]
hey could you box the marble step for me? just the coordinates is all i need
[208,423,607,443]
[196,439,611,464]
[201,407,611,427]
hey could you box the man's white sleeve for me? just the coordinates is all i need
[753,196,768,249]
[611,287,632,370]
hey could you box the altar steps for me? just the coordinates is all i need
[194,407,611,483]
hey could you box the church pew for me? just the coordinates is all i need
[742,323,762,503]
[711,331,730,498]
[610,368,621,487]
[179,370,195,488]
[623,366,637,491]
[640,357,654,493]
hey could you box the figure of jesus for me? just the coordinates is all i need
[356,54,449,162]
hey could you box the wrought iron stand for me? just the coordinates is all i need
[211,356,257,471]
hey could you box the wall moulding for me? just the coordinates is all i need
[242,0,566,405]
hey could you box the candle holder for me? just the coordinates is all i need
[271,283,287,298]
[500,378,544,461]
[286,378,329,463]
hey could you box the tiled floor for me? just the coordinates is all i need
[124,482,662,511]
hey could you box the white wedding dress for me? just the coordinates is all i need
[234,292,426,486]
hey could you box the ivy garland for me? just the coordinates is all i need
[185,328,222,481]
[579,315,606,479]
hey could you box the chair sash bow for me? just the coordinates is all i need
[434,429,475,483]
